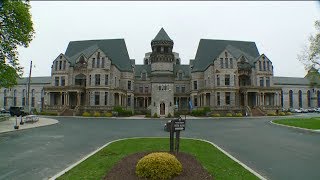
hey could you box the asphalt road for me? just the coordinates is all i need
[0,114,319,180]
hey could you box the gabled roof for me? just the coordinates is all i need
[192,39,260,72]
[64,39,133,72]
[152,28,172,42]
[134,64,151,77]
[174,64,191,78]
[17,76,51,85]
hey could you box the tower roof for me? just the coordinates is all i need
[152,28,172,42]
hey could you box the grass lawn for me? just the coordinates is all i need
[57,138,259,180]
[273,117,320,130]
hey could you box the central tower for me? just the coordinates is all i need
[150,28,175,117]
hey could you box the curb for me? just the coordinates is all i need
[270,120,320,133]
[49,137,267,180]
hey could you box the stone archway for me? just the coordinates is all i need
[160,102,165,115]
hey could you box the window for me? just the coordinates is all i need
[59,61,62,70]
[144,86,149,93]
[230,58,233,69]
[307,90,311,107]
[95,74,100,85]
[266,77,270,87]
[95,92,100,105]
[104,92,108,105]
[128,81,131,90]
[101,58,105,68]
[105,74,109,85]
[31,89,35,107]
[259,61,262,71]
[89,75,92,86]
[97,58,100,68]
[63,61,66,70]
[298,90,302,108]
[289,90,293,108]
[194,96,198,107]
[55,61,58,71]
[13,90,17,106]
[181,86,186,93]
[22,89,26,106]
[225,92,231,105]
[139,85,143,93]
[158,85,161,91]
[55,77,59,86]
[92,58,95,68]
[267,61,270,71]
[3,90,7,107]
[225,58,228,68]
[225,74,230,86]
[193,81,197,90]
[127,95,131,106]
[217,75,220,86]
[263,61,266,71]
[260,77,264,87]
[217,92,220,106]
[142,73,147,80]
[220,58,223,68]
[178,72,183,80]
[97,52,100,59]
[114,77,117,87]
[176,85,180,93]
[281,90,284,107]
[61,76,65,86]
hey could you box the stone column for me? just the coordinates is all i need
[204,93,207,107]
[77,92,80,106]
[244,92,248,106]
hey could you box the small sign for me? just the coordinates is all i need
[172,119,186,131]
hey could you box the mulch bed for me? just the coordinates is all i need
[104,151,214,180]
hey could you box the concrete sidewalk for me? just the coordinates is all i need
[0,116,59,134]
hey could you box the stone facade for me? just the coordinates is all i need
[1,28,320,116]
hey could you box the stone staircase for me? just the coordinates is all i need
[60,108,74,116]
[251,107,266,116]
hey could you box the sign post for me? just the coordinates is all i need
[167,116,186,153]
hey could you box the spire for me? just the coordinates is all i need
[152,28,172,42]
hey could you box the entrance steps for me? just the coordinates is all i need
[251,107,266,116]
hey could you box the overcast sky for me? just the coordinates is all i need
[17,1,320,78]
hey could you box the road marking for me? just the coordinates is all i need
[49,137,267,180]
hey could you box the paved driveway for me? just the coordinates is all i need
[0,115,319,180]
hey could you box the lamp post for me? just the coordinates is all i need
[26,61,32,114]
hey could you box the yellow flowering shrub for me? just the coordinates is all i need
[136,152,182,180]
[225,113,233,117]
[93,112,101,117]
[212,113,220,117]
[104,112,112,117]
[82,112,91,117]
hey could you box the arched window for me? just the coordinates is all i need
[307,90,311,107]
[298,90,302,108]
[79,56,85,64]
[13,89,17,106]
[31,89,35,107]
[289,90,293,108]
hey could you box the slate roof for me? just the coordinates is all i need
[272,77,310,86]
[64,39,133,72]
[152,28,173,42]
[17,76,51,85]
[192,39,260,72]
[134,65,151,77]
[174,64,191,78]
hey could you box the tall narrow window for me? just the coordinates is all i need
[263,61,266,71]
[181,86,186,93]
[13,89,17,106]
[115,77,117,87]
[139,85,143,93]
[178,72,183,80]
[95,92,100,105]
[289,90,293,108]
[55,61,58,71]
[101,58,105,68]
[3,90,7,107]
[225,75,230,86]
[193,81,197,90]
[225,92,231,105]
[298,90,302,108]
[128,81,132,90]
[220,58,223,68]
[61,76,65,86]
[22,89,26,106]
[217,75,220,86]
[307,90,311,107]
[104,92,108,105]
[89,75,92,86]
[266,77,270,87]
[105,74,109,85]
[31,89,35,107]
[92,58,95,68]
[63,61,66,70]
[97,52,100,59]
[230,58,233,68]
[144,86,149,93]
[217,92,220,106]
[127,95,131,107]
[97,58,100,68]
[260,77,264,87]
[225,58,228,68]
[95,74,101,85]
[259,61,262,71]
[176,85,180,93]
[194,96,198,107]
[59,61,62,70]
[55,77,59,86]
[267,61,270,71]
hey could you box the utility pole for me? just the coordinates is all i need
[26,61,32,113]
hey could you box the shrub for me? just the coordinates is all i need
[39,112,57,116]
[278,112,286,116]
[267,112,276,116]
[212,113,220,117]
[153,113,159,118]
[167,113,172,118]
[225,113,233,117]
[285,112,292,115]
[104,112,112,117]
[145,114,151,118]
[234,113,243,117]
[113,106,132,117]
[93,112,101,117]
[82,112,91,117]
[136,152,182,180]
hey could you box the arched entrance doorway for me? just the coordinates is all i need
[160,103,165,115]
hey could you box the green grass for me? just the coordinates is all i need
[58,138,258,180]
[273,117,320,130]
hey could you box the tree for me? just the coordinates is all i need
[0,0,35,88]
[298,20,320,71]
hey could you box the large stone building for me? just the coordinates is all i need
[1,28,320,116]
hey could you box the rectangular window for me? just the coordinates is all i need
[144,86,149,93]
[55,77,59,86]
[31,97,35,107]
[267,61,270,71]
[104,92,108,105]
[89,75,92,86]
[225,74,230,86]
[63,61,66,70]
[230,58,233,69]
[4,97,7,107]
[55,61,58,71]
[59,61,62,70]
[263,61,266,71]
[139,85,143,93]
[95,74,101,85]
[128,81,131,90]
[105,74,109,85]
[142,73,146,80]
[176,85,180,93]
[92,58,95,68]
[220,58,223,68]
[13,97,17,106]
[259,61,262,71]
[97,58,100,68]
[97,52,100,59]
[22,97,25,106]
[158,85,161,91]
[193,81,197,90]
[217,92,220,106]
[181,86,186,93]
[260,77,264,87]
[266,77,270,87]
[101,58,105,68]
[95,92,100,105]
[178,73,183,80]
[194,96,198,107]
[225,58,228,68]
[225,92,231,105]
[127,95,131,106]
[61,76,65,86]
[217,75,220,86]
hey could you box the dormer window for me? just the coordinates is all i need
[79,56,86,64]
[178,72,183,80]
[60,55,62,59]
[97,52,100,59]
[176,59,180,65]
[141,72,147,80]
[225,52,228,57]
